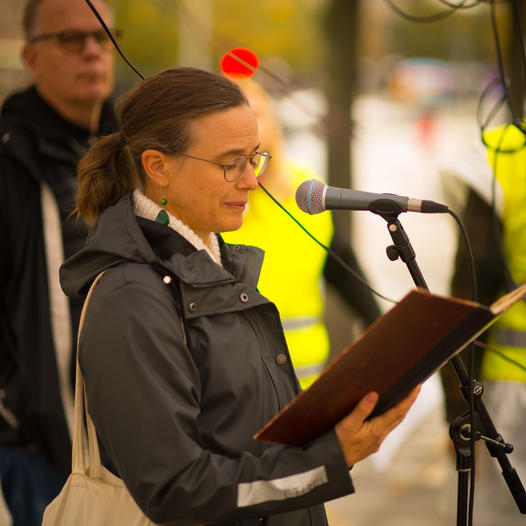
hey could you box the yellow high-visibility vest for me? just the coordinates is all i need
[481,124,526,382]
[223,163,333,388]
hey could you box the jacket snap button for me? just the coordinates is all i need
[276,354,287,365]
[188,302,197,313]
[162,275,172,284]
[239,292,248,303]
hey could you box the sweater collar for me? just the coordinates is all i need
[132,188,222,267]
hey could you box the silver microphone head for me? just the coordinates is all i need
[295,179,327,214]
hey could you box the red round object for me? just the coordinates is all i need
[220,48,259,78]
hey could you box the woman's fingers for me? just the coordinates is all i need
[335,385,421,467]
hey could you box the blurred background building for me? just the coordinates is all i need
[2,1,524,524]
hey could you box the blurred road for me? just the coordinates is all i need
[325,406,457,526]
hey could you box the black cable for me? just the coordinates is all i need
[436,0,480,7]
[448,209,477,303]
[477,77,507,132]
[84,0,145,80]
[488,0,519,123]
[447,207,477,526]
[510,0,526,96]
[383,0,476,23]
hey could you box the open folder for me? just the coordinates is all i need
[255,284,526,446]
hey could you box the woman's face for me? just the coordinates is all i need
[164,104,260,241]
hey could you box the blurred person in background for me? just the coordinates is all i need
[441,122,526,526]
[0,0,116,524]
[222,77,381,389]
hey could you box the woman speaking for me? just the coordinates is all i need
[59,67,419,525]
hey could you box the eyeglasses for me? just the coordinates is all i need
[176,151,271,182]
[29,29,121,54]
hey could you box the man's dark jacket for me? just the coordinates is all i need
[0,86,116,474]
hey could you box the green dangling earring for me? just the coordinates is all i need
[155,186,169,225]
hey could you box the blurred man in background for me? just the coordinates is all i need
[0,0,116,524]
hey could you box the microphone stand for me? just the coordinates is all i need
[377,209,526,526]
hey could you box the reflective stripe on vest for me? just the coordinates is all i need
[495,328,526,348]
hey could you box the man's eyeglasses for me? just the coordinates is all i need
[29,29,121,54]
[176,151,271,182]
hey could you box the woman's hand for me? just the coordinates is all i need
[335,385,421,467]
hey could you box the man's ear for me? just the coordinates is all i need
[22,44,37,75]
[141,149,170,187]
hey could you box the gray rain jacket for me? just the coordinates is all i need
[60,194,355,526]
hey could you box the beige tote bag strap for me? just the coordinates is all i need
[71,271,107,475]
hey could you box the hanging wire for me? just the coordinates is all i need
[383,0,478,23]
[510,0,526,91]
[488,0,519,123]
[84,0,145,79]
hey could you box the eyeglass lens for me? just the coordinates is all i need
[224,153,268,182]
[58,30,114,52]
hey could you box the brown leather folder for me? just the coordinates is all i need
[255,284,526,446]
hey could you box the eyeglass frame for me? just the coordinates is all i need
[174,151,271,182]
[28,29,121,53]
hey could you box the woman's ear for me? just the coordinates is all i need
[141,149,170,187]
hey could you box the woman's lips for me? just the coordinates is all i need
[225,201,247,211]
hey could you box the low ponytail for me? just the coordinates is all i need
[76,132,140,224]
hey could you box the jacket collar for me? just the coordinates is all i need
[60,193,264,298]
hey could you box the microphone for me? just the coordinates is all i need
[295,179,449,215]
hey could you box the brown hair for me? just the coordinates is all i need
[76,67,249,224]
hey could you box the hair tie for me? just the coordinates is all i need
[119,131,128,147]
